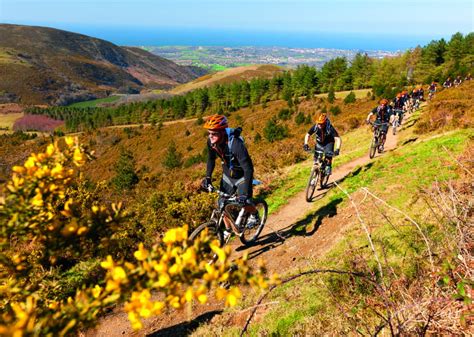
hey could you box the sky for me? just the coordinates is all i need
[1,0,473,48]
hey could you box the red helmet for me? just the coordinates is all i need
[379,98,389,105]
[203,115,228,130]
[396,93,402,98]
[316,114,327,124]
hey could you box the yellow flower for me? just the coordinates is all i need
[204,264,219,281]
[105,279,120,292]
[158,273,170,287]
[92,285,102,299]
[153,261,168,273]
[73,148,85,166]
[31,192,43,207]
[185,288,194,302]
[12,166,25,174]
[77,226,88,235]
[100,256,115,269]
[152,301,165,315]
[128,312,143,330]
[182,247,197,266]
[46,143,55,156]
[51,163,63,178]
[225,287,241,307]
[111,267,127,281]
[65,136,75,147]
[197,293,208,304]
[168,263,180,275]
[92,205,99,213]
[215,287,227,300]
[210,243,227,263]
[162,225,188,245]
[133,243,149,261]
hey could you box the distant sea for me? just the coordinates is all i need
[31,24,447,51]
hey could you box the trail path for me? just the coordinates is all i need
[86,128,399,337]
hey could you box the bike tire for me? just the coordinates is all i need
[239,199,268,245]
[369,137,377,159]
[305,167,319,202]
[189,221,224,247]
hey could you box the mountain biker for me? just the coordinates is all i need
[418,86,425,101]
[303,114,341,176]
[201,114,259,231]
[392,93,404,124]
[453,75,462,87]
[443,77,452,88]
[366,98,392,152]
[428,82,437,99]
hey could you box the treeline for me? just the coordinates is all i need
[27,32,473,132]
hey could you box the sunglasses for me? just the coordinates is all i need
[208,131,220,137]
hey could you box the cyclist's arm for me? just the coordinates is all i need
[304,125,316,146]
[233,140,254,197]
[366,111,374,122]
[205,140,217,179]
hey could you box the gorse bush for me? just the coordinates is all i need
[0,138,277,336]
[343,91,356,104]
[163,141,182,169]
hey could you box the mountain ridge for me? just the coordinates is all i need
[0,24,204,105]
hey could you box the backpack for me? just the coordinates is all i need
[225,127,244,176]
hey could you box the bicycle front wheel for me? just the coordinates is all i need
[189,220,224,247]
[239,199,268,245]
[305,167,320,202]
[369,137,377,159]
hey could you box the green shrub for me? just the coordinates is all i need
[295,112,306,125]
[264,118,289,143]
[329,105,342,116]
[343,91,356,104]
[163,141,182,169]
[112,149,139,190]
[278,108,292,120]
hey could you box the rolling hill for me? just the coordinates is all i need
[170,64,284,94]
[0,24,203,105]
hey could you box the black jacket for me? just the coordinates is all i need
[206,134,254,196]
[307,120,339,146]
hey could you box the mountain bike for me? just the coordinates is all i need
[305,147,332,202]
[368,121,388,159]
[189,181,268,248]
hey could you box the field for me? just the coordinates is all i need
[67,95,121,108]
[0,113,23,134]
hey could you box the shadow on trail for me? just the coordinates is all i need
[147,310,223,337]
[237,197,343,261]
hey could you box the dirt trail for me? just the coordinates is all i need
[86,129,399,337]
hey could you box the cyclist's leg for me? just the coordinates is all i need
[323,143,335,175]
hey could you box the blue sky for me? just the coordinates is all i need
[1,0,473,47]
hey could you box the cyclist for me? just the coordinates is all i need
[303,114,341,176]
[392,93,404,125]
[465,73,472,81]
[428,82,437,99]
[366,98,392,152]
[453,75,462,87]
[201,114,259,231]
[443,77,453,88]
[418,86,425,101]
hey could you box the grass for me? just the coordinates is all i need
[67,96,120,108]
[0,112,23,131]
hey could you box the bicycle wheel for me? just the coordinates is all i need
[239,199,268,245]
[189,221,224,247]
[369,137,377,159]
[305,167,320,202]
[320,171,330,189]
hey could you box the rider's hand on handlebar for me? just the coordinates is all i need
[237,195,248,205]
[366,119,370,125]
[303,144,310,151]
[334,149,340,156]
[201,177,215,192]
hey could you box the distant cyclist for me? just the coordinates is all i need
[453,75,462,87]
[428,82,437,100]
[366,98,392,152]
[443,77,453,88]
[418,86,425,101]
[392,93,404,124]
[465,73,472,81]
[303,114,341,176]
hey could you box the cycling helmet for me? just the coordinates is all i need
[203,114,228,130]
[379,98,389,105]
[316,114,327,124]
[396,93,402,98]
